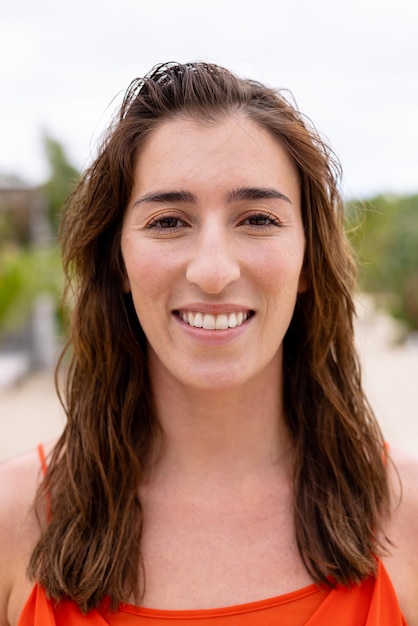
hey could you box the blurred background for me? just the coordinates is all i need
[1,0,417,460]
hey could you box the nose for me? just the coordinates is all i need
[186,226,241,294]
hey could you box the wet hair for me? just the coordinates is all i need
[28,62,389,612]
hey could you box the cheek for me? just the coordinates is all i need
[123,249,172,314]
[260,247,306,292]
[123,255,162,296]
[121,236,157,296]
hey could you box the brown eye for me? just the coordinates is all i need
[241,212,282,228]
[248,215,271,226]
[146,215,187,230]
[157,217,180,229]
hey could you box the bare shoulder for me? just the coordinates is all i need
[0,446,47,626]
[0,447,43,511]
[388,446,418,520]
[382,446,418,625]
[386,446,418,563]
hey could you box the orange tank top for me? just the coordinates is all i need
[18,561,407,625]
[20,446,407,625]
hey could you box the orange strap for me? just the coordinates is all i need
[37,443,51,521]
[37,443,48,478]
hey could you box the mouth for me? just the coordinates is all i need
[176,310,253,330]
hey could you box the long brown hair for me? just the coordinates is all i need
[28,62,389,612]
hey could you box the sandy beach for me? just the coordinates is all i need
[0,299,417,461]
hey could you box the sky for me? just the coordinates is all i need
[1,0,417,200]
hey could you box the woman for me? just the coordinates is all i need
[0,62,417,625]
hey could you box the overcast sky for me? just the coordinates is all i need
[1,0,417,199]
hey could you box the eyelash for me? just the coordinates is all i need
[145,211,283,231]
[145,214,185,231]
[240,212,283,228]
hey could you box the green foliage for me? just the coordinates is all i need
[347,194,418,330]
[0,135,77,340]
[0,188,34,247]
[0,251,23,327]
[0,247,63,336]
[41,134,79,235]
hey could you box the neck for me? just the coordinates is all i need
[147,357,292,485]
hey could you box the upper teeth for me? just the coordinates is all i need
[179,311,249,330]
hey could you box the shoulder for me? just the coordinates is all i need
[0,446,46,626]
[0,445,48,527]
[382,446,418,625]
[387,446,418,529]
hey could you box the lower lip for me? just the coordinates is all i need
[173,313,252,346]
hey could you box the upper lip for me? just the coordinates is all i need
[174,303,253,314]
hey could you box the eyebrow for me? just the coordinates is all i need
[227,186,292,205]
[131,186,292,208]
[132,190,195,208]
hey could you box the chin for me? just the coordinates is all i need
[176,365,260,393]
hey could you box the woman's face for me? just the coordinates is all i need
[121,115,307,391]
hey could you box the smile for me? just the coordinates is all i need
[178,311,251,330]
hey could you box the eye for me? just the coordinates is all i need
[145,214,187,231]
[240,212,282,228]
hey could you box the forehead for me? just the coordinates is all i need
[133,114,300,198]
